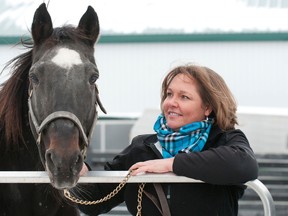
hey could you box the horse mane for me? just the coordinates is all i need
[0,39,32,147]
[0,25,93,148]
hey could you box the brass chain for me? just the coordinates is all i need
[136,183,146,216]
[63,171,146,216]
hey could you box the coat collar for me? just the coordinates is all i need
[143,134,163,158]
[203,125,224,150]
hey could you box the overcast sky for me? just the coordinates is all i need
[1,0,288,35]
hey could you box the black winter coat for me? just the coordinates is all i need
[78,125,258,216]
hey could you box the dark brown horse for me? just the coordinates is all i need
[0,3,105,215]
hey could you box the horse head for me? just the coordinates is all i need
[28,3,106,189]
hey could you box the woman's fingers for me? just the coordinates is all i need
[80,163,89,176]
[129,158,174,176]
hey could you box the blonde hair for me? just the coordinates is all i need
[160,64,238,131]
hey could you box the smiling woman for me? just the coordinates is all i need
[75,64,258,216]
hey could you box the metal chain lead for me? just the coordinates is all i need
[63,171,145,216]
[63,170,132,205]
[136,183,146,216]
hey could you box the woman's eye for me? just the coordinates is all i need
[29,73,39,84]
[166,92,172,97]
[182,95,189,100]
[89,74,98,84]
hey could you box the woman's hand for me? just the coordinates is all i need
[80,163,89,176]
[129,158,174,176]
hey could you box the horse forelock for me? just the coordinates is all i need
[33,26,95,64]
[53,26,89,41]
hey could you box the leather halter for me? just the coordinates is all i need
[28,90,99,158]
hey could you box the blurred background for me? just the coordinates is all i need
[0,0,288,215]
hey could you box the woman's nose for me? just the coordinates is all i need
[168,96,178,107]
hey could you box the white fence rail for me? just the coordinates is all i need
[0,171,276,216]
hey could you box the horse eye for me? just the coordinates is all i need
[29,73,39,84]
[89,74,98,84]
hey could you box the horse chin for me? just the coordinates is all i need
[45,163,80,189]
[53,178,79,190]
[47,169,80,189]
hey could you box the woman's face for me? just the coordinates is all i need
[162,73,211,131]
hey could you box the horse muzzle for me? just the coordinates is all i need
[45,152,82,189]
[43,119,84,189]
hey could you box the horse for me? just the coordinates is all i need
[0,3,106,215]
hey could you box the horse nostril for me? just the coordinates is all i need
[71,153,83,175]
[46,151,54,166]
[46,151,61,175]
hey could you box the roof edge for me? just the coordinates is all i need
[1,32,288,45]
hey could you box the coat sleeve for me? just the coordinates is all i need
[172,129,259,185]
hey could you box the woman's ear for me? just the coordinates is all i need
[204,105,213,117]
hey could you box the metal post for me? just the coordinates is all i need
[246,179,276,216]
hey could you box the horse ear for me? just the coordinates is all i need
[31,3,53,46]
[77,6,100,46]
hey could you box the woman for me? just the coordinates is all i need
[77,64,258,216]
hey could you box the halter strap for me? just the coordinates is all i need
[28,96,98,149]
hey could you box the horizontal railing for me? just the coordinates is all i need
[0,171,276,216]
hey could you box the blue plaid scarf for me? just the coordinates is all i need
[153,114,213,158]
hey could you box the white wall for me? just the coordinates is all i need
[1,40,288,116]
[94,41,288,115]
